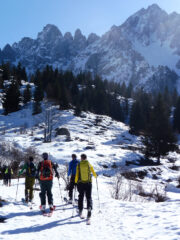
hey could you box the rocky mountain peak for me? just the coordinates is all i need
[121,4,168,46]
[13,37,35,50]
[74,29,86,41]
[2,44,16,61]
[37,24,63,43]
[64,32,73,41]
[147,4,163,12]
[73,29,87,51]
[87,33,100,45]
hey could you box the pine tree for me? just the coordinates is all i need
[21,67,28,82]
[74,104,82,116]
[71,81,79,105]
[123,98,129,122]
[130,101,145,134]
[143,94,177,164]
[129,91,152,134]
[59,85,70,110]
[172,88,178,107]
[173,96,180,133]
[125,82,133,98]
[2,62,10,80]
[15,62,23,85]
[32,101,42,115]
[34,84,44,102]
[2,78,21,115]
[23,84,32,104]
[120,82,126,97]
[110,96,124,122]
[32,84,44,115]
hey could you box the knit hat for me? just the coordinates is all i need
[42,152,48,160]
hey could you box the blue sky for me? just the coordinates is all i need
[0,0,180,48]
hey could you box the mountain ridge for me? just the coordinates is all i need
[0,4,180,92]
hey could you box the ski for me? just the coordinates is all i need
[64,197,72,204]
[86,218,91,225]
[21,198,34,209]
[79,213,85,219]
[42,211,48,216]
[48,211,53,217]
[63,197,68,203]
[29,202,33,210]
[41,206,56,217]
[40,206,47,216]
[64,197,78,204]
[21,198,28,204]
[42,210,54,217]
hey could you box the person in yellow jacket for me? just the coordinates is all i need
[75,153,97,220]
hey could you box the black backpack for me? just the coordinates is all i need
[27,162,36,177]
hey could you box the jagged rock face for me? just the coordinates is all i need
[2,44,16,62]
[121,4,180,53]
[143,66,178,93]
[121,4,168,46]
[87,33,100,45]
[37,24,63,43]
[1,5,180,92]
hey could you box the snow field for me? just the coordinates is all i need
[0,107,180,239]
[1,177,180,240]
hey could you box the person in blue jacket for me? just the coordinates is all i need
[67,154,79,203]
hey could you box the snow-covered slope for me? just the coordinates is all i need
[0,104,140,169]
[1,175,180,240]
[0,104,180,239]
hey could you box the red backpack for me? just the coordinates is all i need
[40,160,53,180]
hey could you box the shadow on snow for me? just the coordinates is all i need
[1,216,85,235]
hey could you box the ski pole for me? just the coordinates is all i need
[15,177,19,201]
[72,185,77,218]
[32,178,37,200]
[96,177,102,213]
[57,178,65,210]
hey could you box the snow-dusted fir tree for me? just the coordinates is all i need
[32,82,44,115]
[23,84,32,104]
[2,77,21,115]
[143,94,177,164]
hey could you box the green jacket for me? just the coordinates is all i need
[19,162,36,177]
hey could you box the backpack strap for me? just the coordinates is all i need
[87,163,91,182]
[78,163,81,182]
